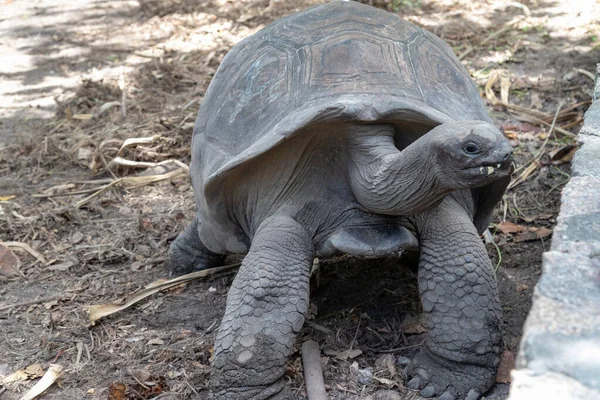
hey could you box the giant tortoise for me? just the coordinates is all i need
[170,1,512,399]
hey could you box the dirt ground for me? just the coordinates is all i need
[1,0,598,399]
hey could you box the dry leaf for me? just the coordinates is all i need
[108,382,127,400]
[400,313,428,334]
[47,261,74,272]
[2,369,30,384]
[372,376,398,387]
[336,349,362,361]
[20,364,63,400]
[496,350,515,383]
[516,283,529,292]
[520,213,554,223]
[0,243,21,276]
[534,227,553,238]
[71,114,93,120]
[514,227,552,242]
[375,354,396,377]
[24,364,45,378]
[88,263,239,324]
[549,144,577,165]
[1,241,47,265]
[98,101,121,115]
[0,195,16,201]
[496,222,528,234]
[485,73,500,106]
[500,76,511,104]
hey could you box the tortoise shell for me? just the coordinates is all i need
[191,1,495,235]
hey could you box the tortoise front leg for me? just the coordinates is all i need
[408,195,502,400]
[211,215,314,400]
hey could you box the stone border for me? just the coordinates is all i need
[508,64,600,399]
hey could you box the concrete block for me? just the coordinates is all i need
[536,252,600,309]
[509,370,600,400]
[551,177,600,256]
[572,135,600,177]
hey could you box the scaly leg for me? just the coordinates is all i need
[211,215,314,399]
[168,215,225,275]
[407,195,502,400]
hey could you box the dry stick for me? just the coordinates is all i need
[458,45,473,61]
[534,102,563,160]
[32,187,104,198]
[574,68,596,81]
[484,73,574,137]
[510,109,575,138]
[74,165,188,208]
[0,296,62,312]
[119,66,127,117]
[508,103,563,190]
[1,241,48,265]
[460,16,525,60]
[302,340,328,400]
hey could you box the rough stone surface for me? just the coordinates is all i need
[572,135,600,177]
[508,64,600,399]
[510,370,600,400]
[536,252,600,309]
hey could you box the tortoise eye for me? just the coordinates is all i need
[463,142,481,155]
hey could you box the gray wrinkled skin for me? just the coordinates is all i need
[169,2,513,399]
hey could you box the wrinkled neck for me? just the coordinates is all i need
[348,124,450,216]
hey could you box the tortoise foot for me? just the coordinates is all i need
[406,349,495,400]
[212,381,292,400]
[168,216,224,275]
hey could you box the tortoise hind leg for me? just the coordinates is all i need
[169,215,225,275]
[406,195,502,399]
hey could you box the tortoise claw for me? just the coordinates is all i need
[407,376,422,390]
[465,389,481,400]
[419,385,436,398]
[438,390,456,400]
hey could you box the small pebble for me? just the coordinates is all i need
[396,355,411,366]
[357,367,373,385]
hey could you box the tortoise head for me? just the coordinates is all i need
[432,120,513,189]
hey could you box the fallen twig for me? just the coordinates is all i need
[302,340,327,400]
[508,103,563,191]
[574,68,596,81]
[1,242,48,265]
[75,160,189,208]
[459,16,525,60]
[534,102,563,160]
[481,16,525,46]
[0,296,62,312]
[116,136,162,157]
[485,72,575,138]
[510,111,575,138]
[119,66,127,117]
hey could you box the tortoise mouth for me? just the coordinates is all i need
[465,160,512,178]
